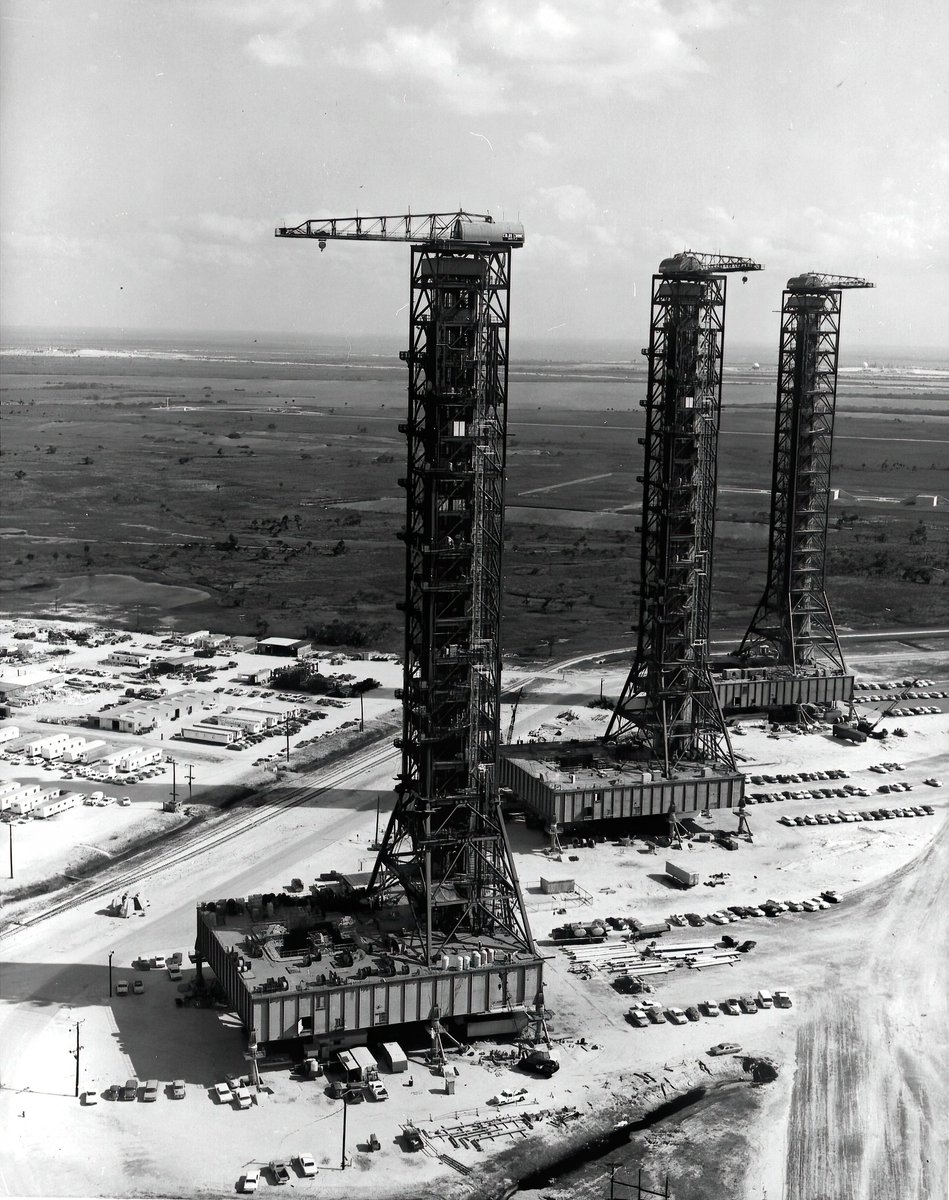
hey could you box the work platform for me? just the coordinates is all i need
[712,666,854,713]
[498,742,741,828]
[195,887,543,1059]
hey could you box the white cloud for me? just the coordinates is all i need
[470,0,737,97]
[337,27,506,114]
[519,131,556,155]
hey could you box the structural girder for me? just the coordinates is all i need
[740,276,871,671]
[606,263,745,775]
[368,244,535,964]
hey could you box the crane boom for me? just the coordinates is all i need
[660,251,763,276]
[786,272,874,291]
[275,210,524,248]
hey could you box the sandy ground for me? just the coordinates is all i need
[0,617,402,907]
[0,639,946,1199]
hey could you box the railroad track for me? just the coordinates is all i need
[0,739,398,939]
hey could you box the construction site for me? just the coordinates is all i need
[2,217,945,1200]
[194,218,875,1056]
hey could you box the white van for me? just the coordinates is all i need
[756,989,773,1009]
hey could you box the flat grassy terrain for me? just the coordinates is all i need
[1,353,947,653]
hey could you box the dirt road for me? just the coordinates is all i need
[785,820,947,1199]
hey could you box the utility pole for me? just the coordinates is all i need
[70,1020,84,1098]
[171,760,177,805]
[359,691,364,732]
[340,1094,348,1170]
[186,764,193,799]
[7,822,12,879]
[285,712,292,763]
[108,950,114,998]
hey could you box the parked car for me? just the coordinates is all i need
[122,1078,138,1101]
[721,998,741,1016]
[490,1087,529,1106]
[628,1010,649,1027]
[235,1086,253,1109]
[115,981,129,996]
[213,1082,232,1103]
[821,890,843,903]
[142,1079,159,1102]
[702,1001,721,1017]
[684,1006,701,1022]
[367,1080,389,1101]
[708,1042,742,1056]
[171,1079,185,1099]
[774,990,793,1008]
[240,1170,260,1194]
[739,995,757,1014]
[667,1008,688,1025]
[293,1154,318,1177]
[132,979,144,994]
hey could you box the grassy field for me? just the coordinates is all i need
[1,353,947,655]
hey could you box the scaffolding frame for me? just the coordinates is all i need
[606,266,740,774]
[741,275,872,671]
[368,244,536,964]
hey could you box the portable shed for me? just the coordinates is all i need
[337,1045,378,1083]
[377,1042,408,1073]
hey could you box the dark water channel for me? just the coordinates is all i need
[515,1080,749,1193]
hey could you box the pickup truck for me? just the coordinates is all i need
[269,1161,290,1185]
[367,1080,389,1101]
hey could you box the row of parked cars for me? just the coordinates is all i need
[85,1078,185,1104]
[241,1156,318,1192]
[749,768,850,786]
[781,804,935,826]
[627,988,793,1028]
[747,785,871,803]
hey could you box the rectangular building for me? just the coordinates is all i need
[256,637,312,658]
[195,896,544,1058]
[181,723,239,745]
[713,667,854,712]
[498,742,742,828]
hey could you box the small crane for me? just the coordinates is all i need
[276,210,524,250]
[659,251,764,276]
[786,272,874,291]
[506,685,525,744]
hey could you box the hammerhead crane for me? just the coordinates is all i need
[741,272,874,677]
[606,251,763,782]
[276,210,537,965]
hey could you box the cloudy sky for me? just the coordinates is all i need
[2,0,946,351]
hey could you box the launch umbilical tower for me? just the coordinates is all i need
[606,252,762,773]
[740,273,873,672]
[276,212,536,967]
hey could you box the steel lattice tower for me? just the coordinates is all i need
[276,214,536,967]
[740,273,873,672]
[606,252,762,773]
[372,240,535,966]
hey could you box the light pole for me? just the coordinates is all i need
[7,822,12,879]
[340,1094,349,1170]
[108,950,114,998]
[70,1020,84,1098]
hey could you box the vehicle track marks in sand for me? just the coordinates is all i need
[785,820,948,1200]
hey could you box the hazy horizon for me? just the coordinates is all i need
[2,323,947,370]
